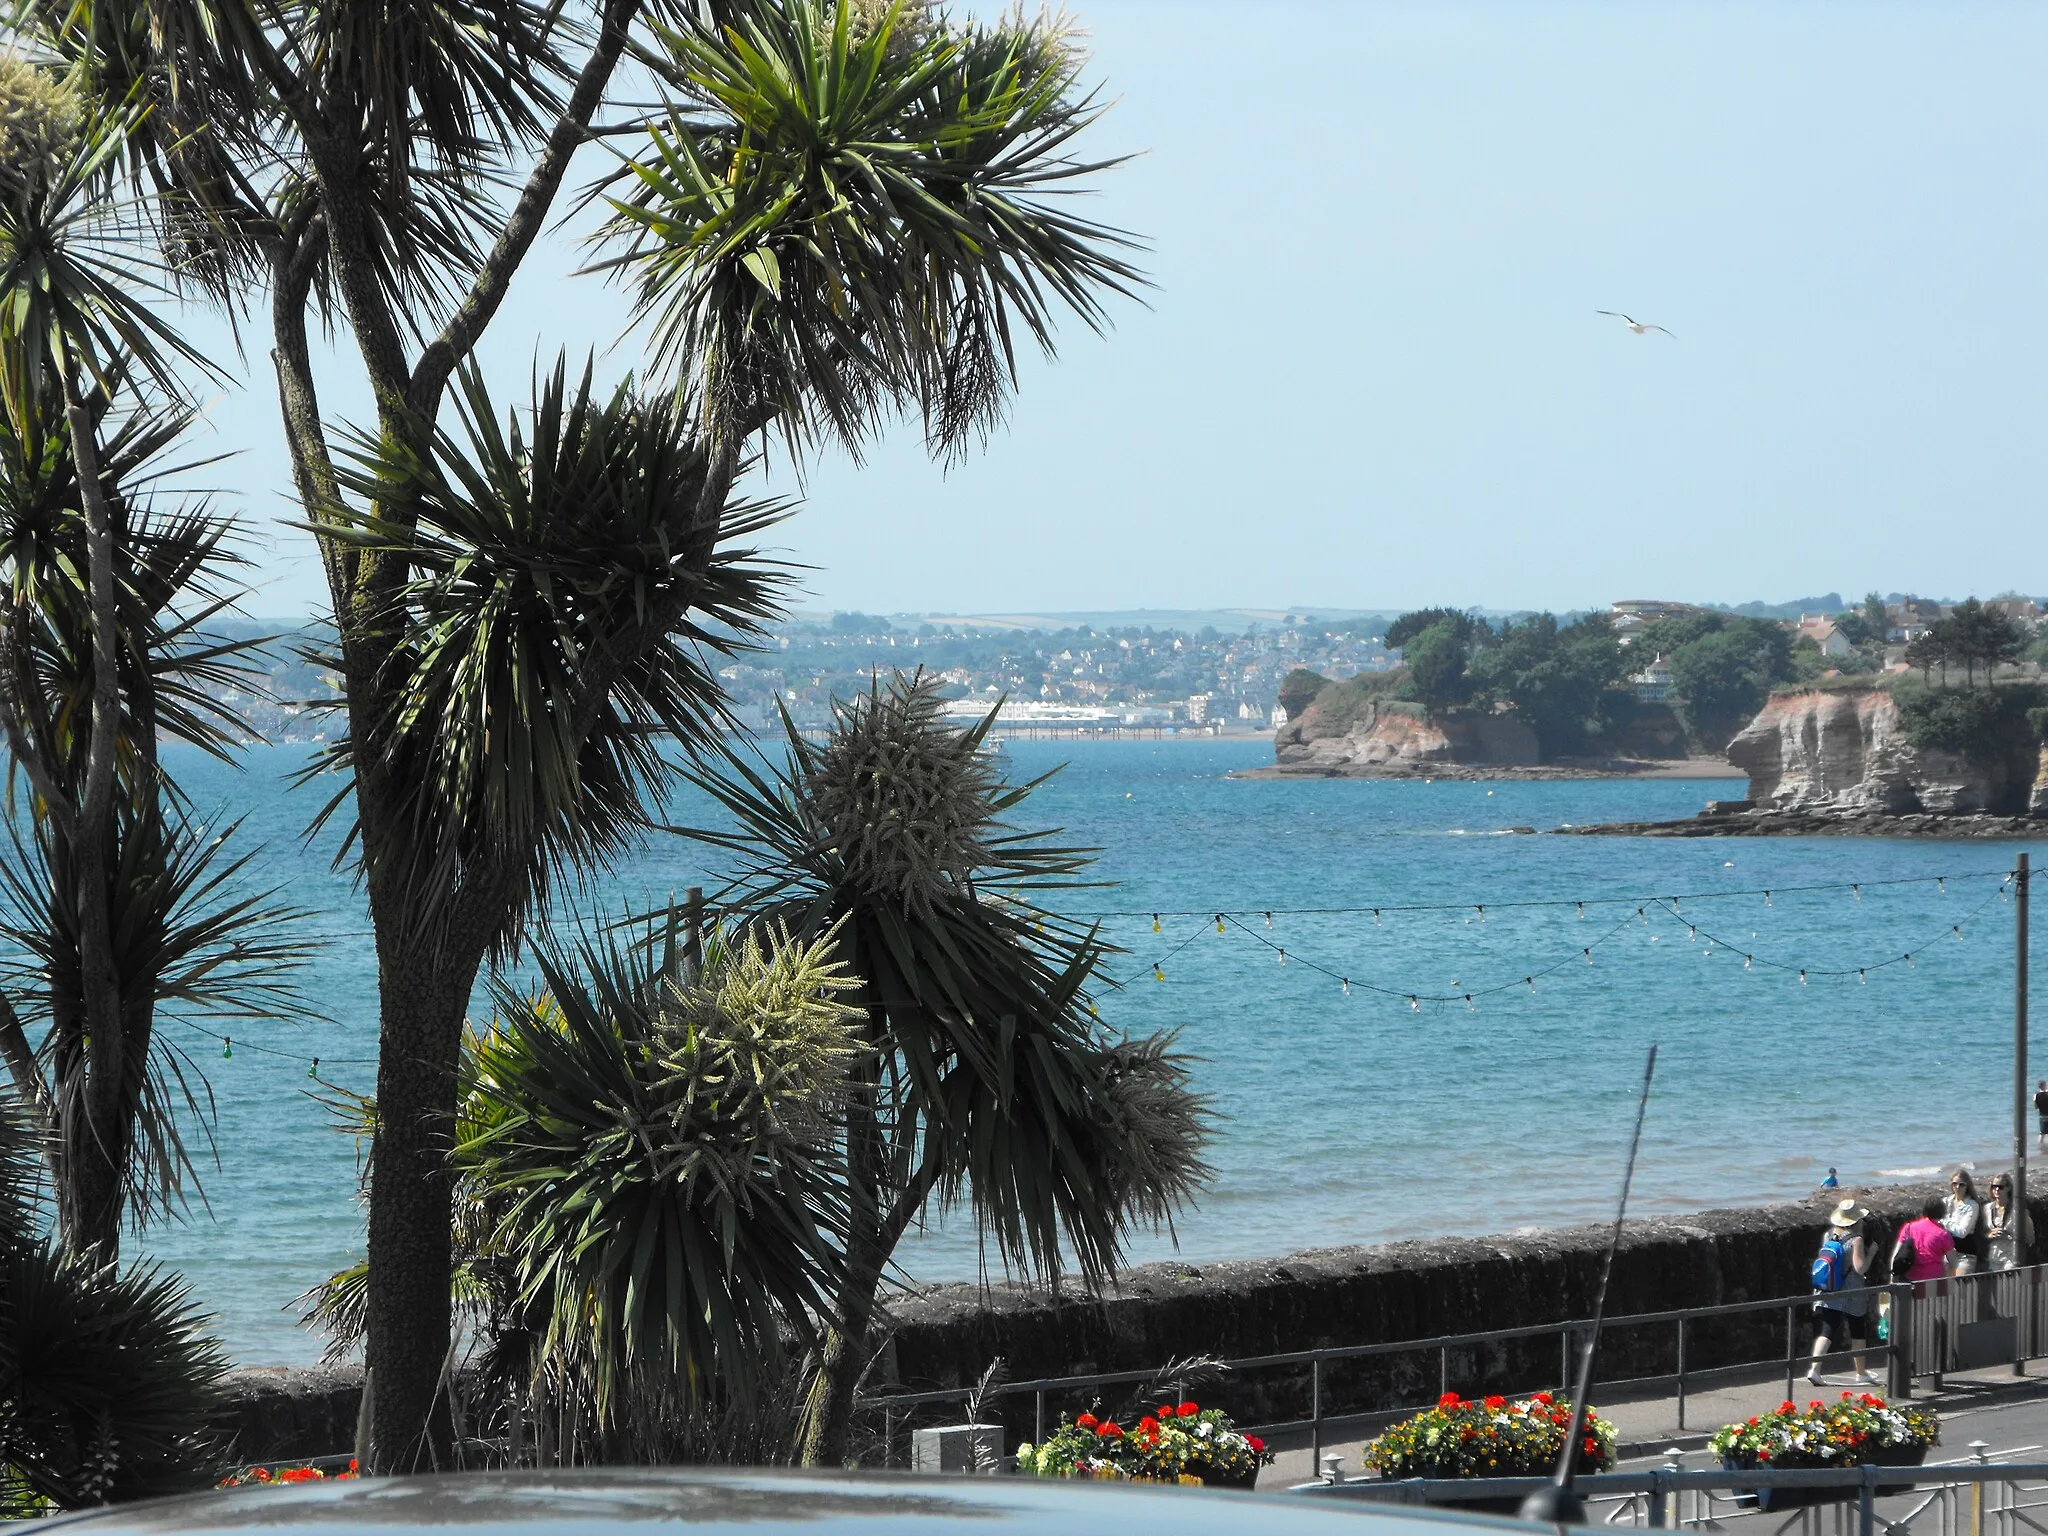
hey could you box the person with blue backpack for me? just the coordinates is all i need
[1809,1199,1879,1386]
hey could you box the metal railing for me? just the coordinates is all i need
[1297,1446,2048,1536]
[867,1263,2048,1471]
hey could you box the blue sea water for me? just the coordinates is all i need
[130,738,2048,1364]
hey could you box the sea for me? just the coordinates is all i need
[127,737,2048,1365]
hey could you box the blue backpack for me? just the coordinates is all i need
[1813,1235,1850,1293]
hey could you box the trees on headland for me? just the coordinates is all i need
[1903,598,2026,687]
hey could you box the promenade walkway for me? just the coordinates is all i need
[1256,1364,2048,1491]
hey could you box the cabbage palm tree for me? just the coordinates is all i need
[686,674,1211,1466]
[308,916,860,1465]
[20,0,1138,1465]
[0,56,299,1258]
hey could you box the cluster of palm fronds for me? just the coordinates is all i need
[308,671,1212,1468]
[308,916,863,1461]
[600,0,1141,459]
[0,1090,230,1513]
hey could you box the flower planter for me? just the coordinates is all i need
[1363,1392,1616,1485]
[1722,1445,1930,1510]
[1196,1465,1259,1492]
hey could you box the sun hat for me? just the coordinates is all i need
[1829,1199,1869,1228]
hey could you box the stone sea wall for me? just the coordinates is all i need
[227,1184,1989,1459]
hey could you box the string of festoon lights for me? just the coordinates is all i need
[154,865,2026,1074]
[1101,865,2022,1009]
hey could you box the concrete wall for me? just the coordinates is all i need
[879,1184,1998,1437]
[223,1182,2009,1459]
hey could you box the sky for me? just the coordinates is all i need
[181,0,2048,621]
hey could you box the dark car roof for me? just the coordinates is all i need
[42,1470,1536,1536]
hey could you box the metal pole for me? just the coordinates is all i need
[2017,854,2031,1376]
[1311,1359,1323,1482]
[1676,1318,1687,1432]
[1786,1305,1796,1403]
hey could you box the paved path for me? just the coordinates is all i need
[1255,1364,2048,1492]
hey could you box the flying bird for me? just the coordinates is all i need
[1597,310,1674,337]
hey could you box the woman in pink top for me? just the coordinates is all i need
[1896,1196,1958,1282]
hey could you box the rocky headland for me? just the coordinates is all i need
[1247,690,1734,780]
[1568,684,2048,837]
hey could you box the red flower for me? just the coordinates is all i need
[1532,1392,1553,1405]
[347,1460,359,1474]
[280,1467,320,1484]
[1177,1402,1199,1417]
[1097,1421,1124,1439]
[1778,1401,1796,1415]
[1137,1416,1161,1439]
[1438,1392,1462,1410]
[1483,1395,1506,1410]
[1246,1436,1266,1454]
[1075,1413,1098,1430]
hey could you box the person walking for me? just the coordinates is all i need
[2036,1080,2048,1150]
[1945,1169,1985,1275]
[1894,1196,1957,1284]
[1986,1173,2029,1271]
[1809,1200,1879,1385]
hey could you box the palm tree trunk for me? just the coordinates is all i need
[363,933,481,1471]
[802,1058,886,1469]
[58,369,126,1259]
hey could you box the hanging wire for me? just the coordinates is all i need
[1642,874,2013,983]
[1076,867,2010,922]
[166,1017,376,1071]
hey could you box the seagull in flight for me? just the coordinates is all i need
[1597,310,1674,337]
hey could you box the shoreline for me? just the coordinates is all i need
[1562,807,2048,839]
[1232,755,1747,782]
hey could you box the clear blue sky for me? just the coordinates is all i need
[192,0,2048,620]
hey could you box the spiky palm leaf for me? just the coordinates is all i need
[0,386,275,773]
[0,1078,228,1512]
[595,0,1143,457]
[0,375,308,1234]
[0,65,217,421]
[0,1242,228,1511]
[29,0,589,311]
[317,356,788,933]
[685,673,1211,1290]
[451,918,855,1417]
[0,799,312,1227]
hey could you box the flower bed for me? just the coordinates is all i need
[1709,1393,1939,1471]
[1015,1402,1273,1487]
[218,1459,359,1489]
[1363,1392,1617,1480]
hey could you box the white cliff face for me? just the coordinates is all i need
[1729,689,2031,815]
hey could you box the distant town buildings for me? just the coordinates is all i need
[1609,599,1706,645]
[1631,655,1673,701]
[1794,616,1854,658]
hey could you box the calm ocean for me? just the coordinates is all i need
[131,738,2048,1364]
